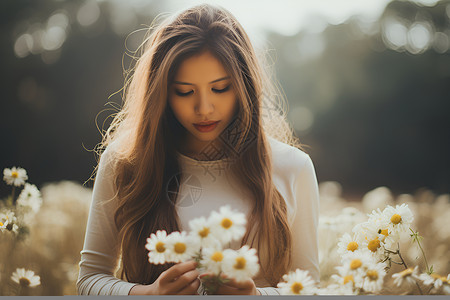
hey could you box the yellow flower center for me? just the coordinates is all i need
[174,242,186,254]
[367,270,378,280]
[350,259,362,270]
[19,277,31,287]
[378,229,389,236]
[391,214,402,224]
[291,282,303,294]
[368,238,381,252]
[221,218,233,229]
[398,268,413,277]
[0,221,3,226]
[431,273,446,281]
[234,257,246,270]
[199,227,210,238]
[343,275,354,285]
[11,171,19,178]
[211,251,223,262]
[347,241,358,252]
[155,242,165,253]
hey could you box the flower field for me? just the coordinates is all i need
[0,167,449,295]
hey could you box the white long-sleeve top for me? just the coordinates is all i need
[76,136,320,295]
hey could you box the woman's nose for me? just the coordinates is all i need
[195,92,214,115]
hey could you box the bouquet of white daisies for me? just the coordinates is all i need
[276,203,449,295]
[145,205,260,294]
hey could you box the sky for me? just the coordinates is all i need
[160,0,394,46]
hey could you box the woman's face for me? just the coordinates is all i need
[168,49,238,157]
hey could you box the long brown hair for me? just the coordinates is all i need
[96,4,305,287]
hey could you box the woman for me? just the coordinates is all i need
[77,3,319,295]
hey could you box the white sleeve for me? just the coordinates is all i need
[256,154,320,295]
[76,147,138,295]
[256,287,281,295]
[290,154,320,282]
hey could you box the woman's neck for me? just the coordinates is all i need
[177,137,227,161]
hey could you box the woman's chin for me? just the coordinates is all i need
[190,131,221,142]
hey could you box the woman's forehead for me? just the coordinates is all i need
[173,50,230,84]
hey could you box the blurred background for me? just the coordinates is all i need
[1,0,450,296]
[1,0,449,199]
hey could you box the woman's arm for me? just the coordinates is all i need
[291,154,320,282]
[255,153,320,296]
[76,146,138,295]
[256,287,280,295]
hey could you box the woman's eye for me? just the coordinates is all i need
[212,85,231,93]
[175,90,193,97]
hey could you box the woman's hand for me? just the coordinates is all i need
[200,273,261,295]
[129,260,200,295]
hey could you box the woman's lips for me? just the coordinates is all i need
[193,121,220,132]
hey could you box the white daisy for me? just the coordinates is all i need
[357,211,393,246]
[17,183,43,213]
[145,230,170,265]
[209,205,246,245]
[419,272,447,291]
[3,167,28,187]
[330,273,358,291]
[221,245,259,282]
[341,249,378,267]
[340,250,377,289]
[188,216,222,249]
[200,245,225,275]
[11,223,19,234]
[316,282,356,295]
[337,233,361,257]
[277,269,316,295]
[362,262,386,293]
[361,236,386,262]
[353,221,389,261]
[0,214,8,230]
[332,266,364,290]
[444,285,450,295]
[353,220,385,247]
[382,203,414,236]
[392,266,419,287]
[0,210,17,233]
[11,268,41,287]
[365,209,397,248]
[165,231,200,263]
[366,208,389,227]
[443,275,450,295]
[379,230,400,251]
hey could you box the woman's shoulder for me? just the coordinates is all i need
[97,140,121,173]
[267,135,311,175]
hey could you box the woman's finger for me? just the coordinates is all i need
[160,261,197,284]
[177,276,201,295]
[216,284,241,295]
[172,269,200,292]
[220,275,254,290]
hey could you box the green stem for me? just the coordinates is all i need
[384,248,397,255]
[409,228,430,274]
[396,244,408,269]
[11,186,16,204]
[390,259,403,265]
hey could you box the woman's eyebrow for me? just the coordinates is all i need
[172,76,230,85]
